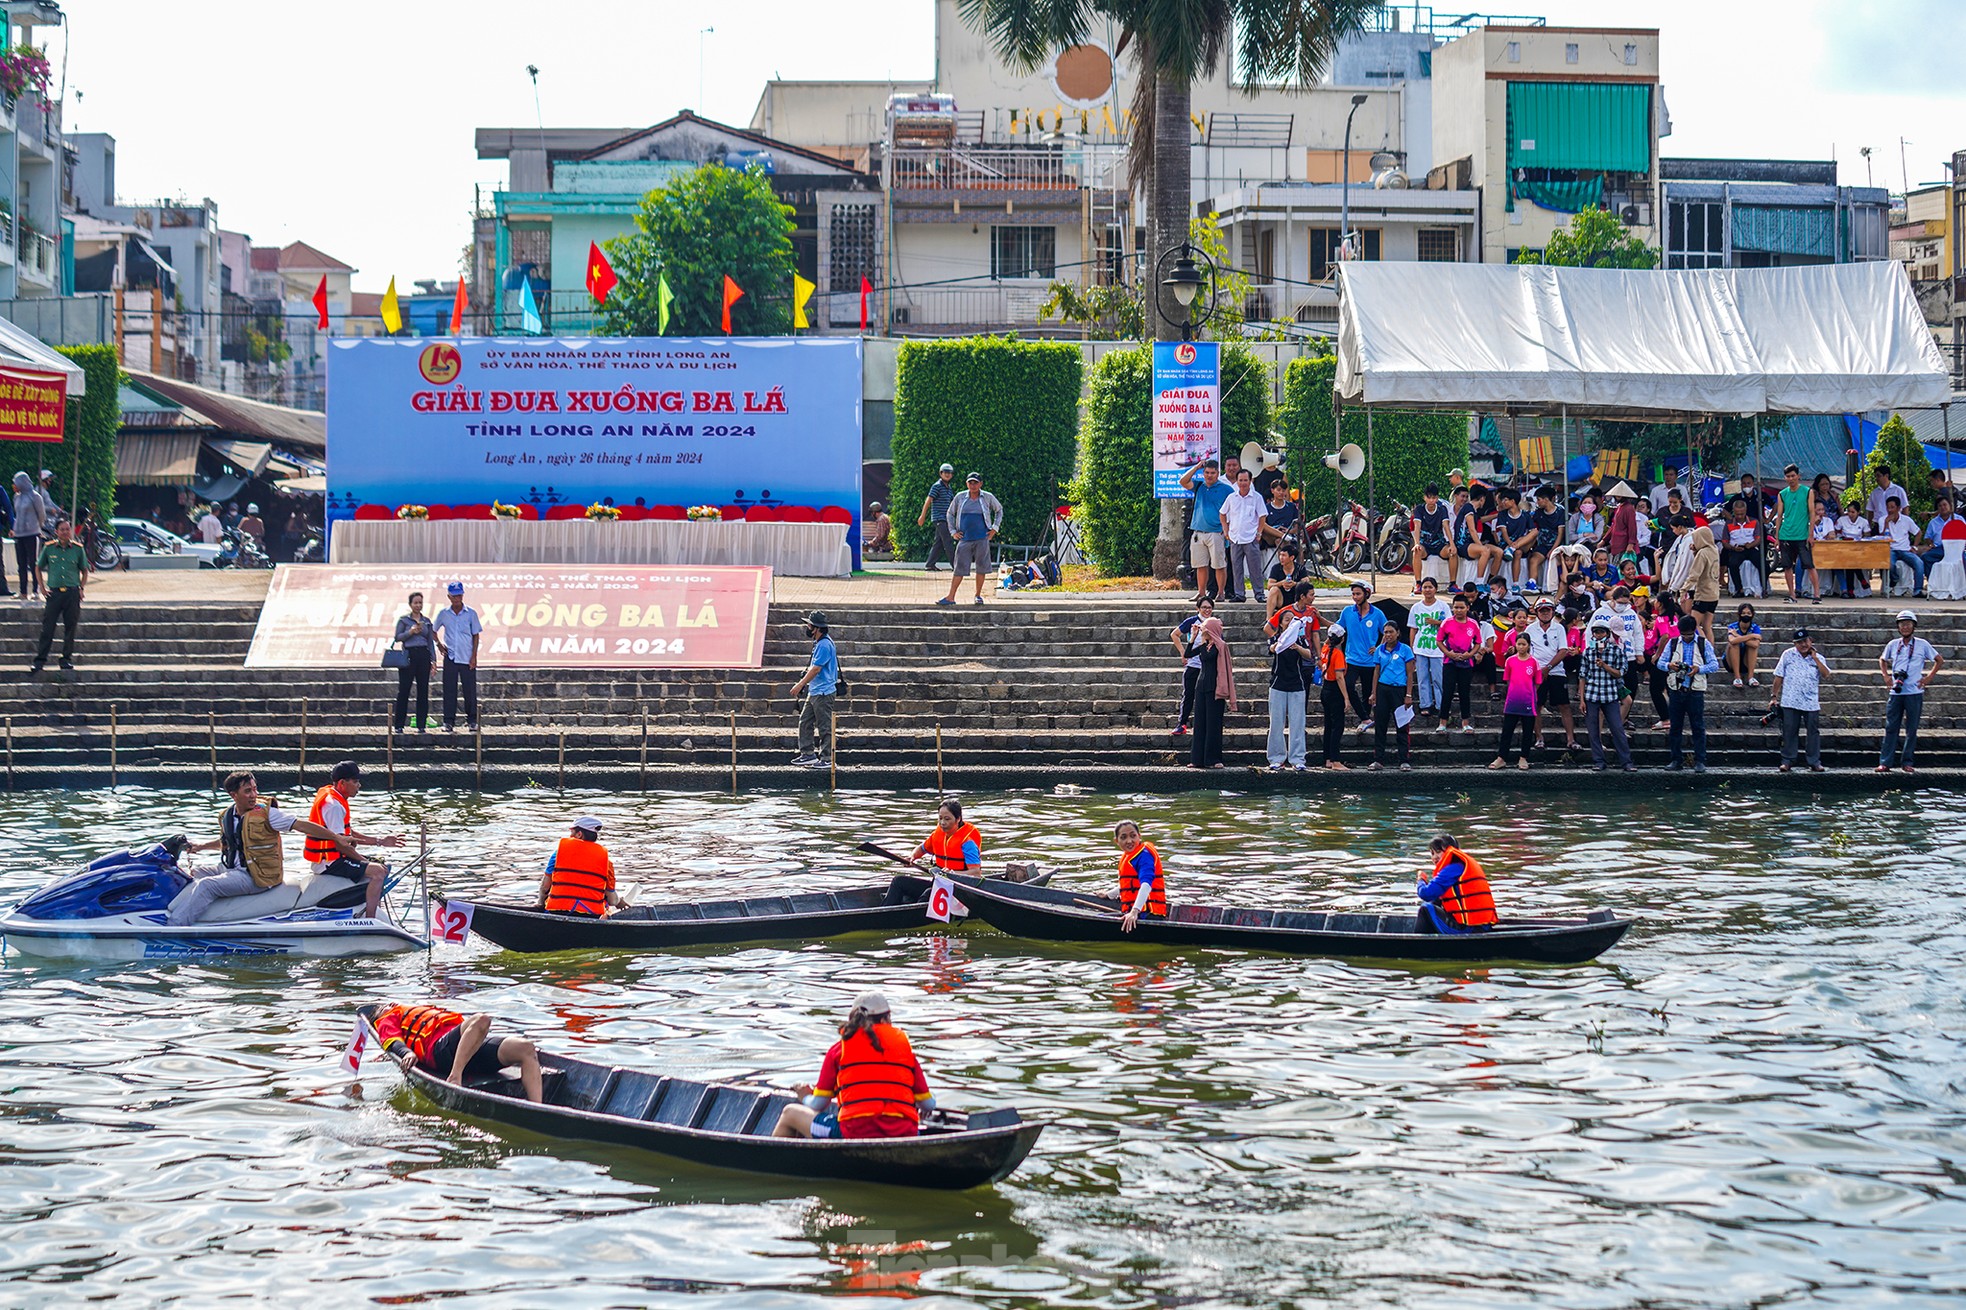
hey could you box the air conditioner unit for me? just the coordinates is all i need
[891,307,911,325]
[1618,202,1653,227]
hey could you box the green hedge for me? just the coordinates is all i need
[890,337,1081,557]
[1278,354,1467,514]
[0,344,118,523]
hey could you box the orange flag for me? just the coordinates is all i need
[450,279,467,334]
[721,275,744,333]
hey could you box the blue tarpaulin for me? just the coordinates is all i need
[1847,414,1953,469]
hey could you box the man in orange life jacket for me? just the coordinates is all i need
[1114,819,1166,933]
[771,993,934,1140]
[535,815,621,916]
[304,761,404,918]
[911,798,981,872]
[1416,832,1500,934]
[372,1002,543,1102]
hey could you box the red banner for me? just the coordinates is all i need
[0,366,68,442]
[246,564,772,669]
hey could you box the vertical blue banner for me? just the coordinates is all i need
[1151,341,1220,498]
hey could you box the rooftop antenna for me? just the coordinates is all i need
[526,64,548,190]
[1859,145,1873,188]
[699,27,714,115]
[1899,136,1912,196]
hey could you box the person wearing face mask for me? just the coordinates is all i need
[1590,586,1647,715]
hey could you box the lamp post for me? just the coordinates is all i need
[1154,242,1217,341]
[1340,93,1367,266]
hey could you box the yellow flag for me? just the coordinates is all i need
[380,277,403,334]
[792,273,816,330]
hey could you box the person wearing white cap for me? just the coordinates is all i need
[1877,610,1942,774]
[917,463,959,571]
[536,816,620,916]
[239,503,266,549]
[771,992,934,1140]
[36,468,60,527]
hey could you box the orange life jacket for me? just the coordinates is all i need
[922,822,981,871]
[304,784,351,864]
[543,836,613,915]
[1118,841,1167,916]
[381,1004,462,1064]
[832,1023,924,1123]
[1432,845,1498,928]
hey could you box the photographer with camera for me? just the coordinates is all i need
[1770,629,1832,773]
[1658,615,1721,773]
[1877,610,1941,775]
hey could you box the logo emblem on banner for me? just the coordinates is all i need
[1174,342,1197,366]
[434,900,476,945]
[418,343,462,385]
[925,875,969,923]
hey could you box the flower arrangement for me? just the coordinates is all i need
[396,504,429,520]
[491,501,523,520]
[0,45,51,105]
[686,504,722,521]
[585,503,622,521]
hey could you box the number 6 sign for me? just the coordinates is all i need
[434,900,476,945]
[925,875,968,923]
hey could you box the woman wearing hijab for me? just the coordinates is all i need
[1189,615,1236,769]
[1684,524,1722,645]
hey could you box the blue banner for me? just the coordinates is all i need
[1151,341,1220,498]
[326,336,863,564]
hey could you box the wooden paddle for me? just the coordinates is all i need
[857,840,926,869]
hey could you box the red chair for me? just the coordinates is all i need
[817,505,854,526]
[546,504,588,521]
[514,503,539,521]
[745,504,782,523]
[648,504,686,521]
[423,504,455,521]
[456,503,493,520]
[780,505,821,524]
[719,505,748,522]
[615,505,646,521]
[354,504,393,521]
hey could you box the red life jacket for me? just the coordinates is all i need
[304,784,351,864]
[831,1022,924,1124]
[922,822,981,871]
[380,1004,462,1063]
[1118,841,1167,916]
[544,837,613,915]
[1432,845,1499,928]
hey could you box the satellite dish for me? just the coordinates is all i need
[1240,440,1283,474]
[1323,443,1365,480]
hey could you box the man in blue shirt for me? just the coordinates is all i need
[1364,619,1416,770]
[1332,582,1387,731]
[1178,459,1234,604]
[789,611,839,767]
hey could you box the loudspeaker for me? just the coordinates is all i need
[1323,443,1365,480]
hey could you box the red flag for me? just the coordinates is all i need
[312,275,329,330]
[721,275,744,334]
[859,275,872,332]
[449,279,467,335]
[585,241,617,303]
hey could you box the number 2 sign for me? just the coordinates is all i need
[434,900,476,945]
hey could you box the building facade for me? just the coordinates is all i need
[1660,158,1889,272]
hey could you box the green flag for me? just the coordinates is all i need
[656,272,674,336]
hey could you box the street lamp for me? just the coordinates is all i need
[1340,93,1367,268]
[1155,242,1217,341]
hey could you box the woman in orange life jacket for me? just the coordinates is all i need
[535,815,623,916]
[371,1002,544,1102]
[911,799,981,872]
[771,993,934,1140]
[1113,819,1167,933]
[1415,832,1500,935]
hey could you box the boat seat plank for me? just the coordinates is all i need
[751,1093,794,1135]
[1171,905,1224,926]
[647,1079,711,1127]
[745,896,795,917]
[552,1063,615,1111]
[1586,909,1614,923]
[649,905,704,921]
[1327,913,1379,934]
[1223,908,1275,929]
[700,1087,765,1134]
[787,893,836,914]
[597,1071,665,1119]
[1377,914,1421,934]
[697,900,748,920]
[1273,911,1326,931]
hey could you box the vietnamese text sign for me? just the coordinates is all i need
[1151,341,1219,498]
[0,366,68,443]
[326,336,864,565]
[245,564,772,669]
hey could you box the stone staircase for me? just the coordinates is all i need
[0,597,1954,789]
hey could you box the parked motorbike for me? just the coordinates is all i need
[217,530,272,569]
[78,509,123,571]
[1333,498,1372,573]
[1375,500,1414,574]
[294,529,325,564]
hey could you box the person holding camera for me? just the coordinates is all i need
[1877,610,1941,775]
[1658,615,1721,773]
[1770,630,1832,773]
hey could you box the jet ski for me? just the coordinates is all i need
[1,835,429,961]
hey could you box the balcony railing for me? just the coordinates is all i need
[18,230,57,282]
[1240,280,1339,330]
[877,281,1054,331]
[886,145,1125,193]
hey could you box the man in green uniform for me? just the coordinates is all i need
[30,518,88,673]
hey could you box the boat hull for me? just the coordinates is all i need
[958,883,1632,965]
[1,914,426,961]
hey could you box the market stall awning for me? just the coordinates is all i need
[115,431,202,485]
[1335,262,1952,417]
[203,436,272,477]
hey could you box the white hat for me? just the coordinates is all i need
[1606,480,1639,500]
[571,815,603,833]
[1896,609,1918,624]
[246,503,259,513]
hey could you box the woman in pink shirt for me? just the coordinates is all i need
[1436,596,1484,735]
[1489,633,1542,770]
[1641,595,1680,731]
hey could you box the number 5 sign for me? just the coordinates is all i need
[925,875,968,923]
[434,900,476,945]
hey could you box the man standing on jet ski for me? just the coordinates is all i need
[167,770,365,925]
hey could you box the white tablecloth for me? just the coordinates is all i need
[330,520,851,576]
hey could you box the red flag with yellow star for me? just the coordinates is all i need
[585,242,617,303]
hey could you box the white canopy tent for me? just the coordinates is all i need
[0,316,85,394]
[1335,261,1950,417]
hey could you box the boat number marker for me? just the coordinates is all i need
[434,901,476,945]
[926,876,969,923]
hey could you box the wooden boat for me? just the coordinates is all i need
[358,1007,1042,1190]
[456,871,1046,954]
[956,879,1633,965]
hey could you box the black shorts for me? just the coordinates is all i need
[1419,539,1449,559]
[427,1026,506,1081]
[1693,600,1718,614]
[311,856,369,882]
[1621,663,1644,697]
[1456,542,1481,559]
[1537,677,1571,707]
[1778,539,1812,570]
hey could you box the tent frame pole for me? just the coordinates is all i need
[1366,407,1377,593]
[1752,414,1765,592]
[1560,405,1569,507]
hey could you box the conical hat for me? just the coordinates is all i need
[1606,480,1639,500]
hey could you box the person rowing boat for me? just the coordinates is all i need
[1113,819,1166,933]
[911,799,981,872]
[772,993,936,1140]
[1416,832,1499,934]
[537,815,622,916]
[373,1002,544,1102]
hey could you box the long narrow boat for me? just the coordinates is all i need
[956,880,1633,965]
[358,1007,1043,1190]
[454,871,1046,954]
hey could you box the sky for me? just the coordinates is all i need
[52,0,1966,292]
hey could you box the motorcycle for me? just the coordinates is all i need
[216,530,272,569]
[77,508,123,571]
[1375,500,1414,574]
[1333,498,1373,573]
[294,528,325,564]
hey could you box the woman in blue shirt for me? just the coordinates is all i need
[1365,621,1416,771]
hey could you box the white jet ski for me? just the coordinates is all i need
[1,836,429,961]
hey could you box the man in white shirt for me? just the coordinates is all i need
[1878,496,1925,597]
[1219,468,1266,604]
[196,506,223,544]
[1770,629,1831,772]
[1648,467,1680,515]
[1866,466,1902,530]
[1917,493,1961,572]
[1526,597,1576,751]
[1877,609,1942,773]
[431,581,484,731]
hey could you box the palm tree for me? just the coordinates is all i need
[957,0,1378,576]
